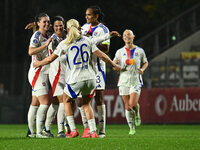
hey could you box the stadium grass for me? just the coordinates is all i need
[0,124,200,150]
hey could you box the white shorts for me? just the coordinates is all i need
[119,85,141,95]
[28,67,49,94]
[95,57,106,90]
[96,71,106,90]
[32,88,48,97]
[64,79,96,99]
[49,71,65,97]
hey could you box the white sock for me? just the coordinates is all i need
[88,119,97,133]
[28,105,38,134]
[78,107,89,128]
[64,117,70,132]
[57,103,65,133]
[66,116,76,132]
[36,104,49,134]
[45,104,58,131]
[125,110,135,129]
[97,104,106,133]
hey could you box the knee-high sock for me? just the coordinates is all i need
[57,103,65,133]
[28,105,38,134]
[125,110,135,129]
[97,104,106,133]
[36,104,49,134]
[66,116,76,132]
[88,119,97,133]
[78,107,89,128]
[45,104,59,131]
[64,116,70,132]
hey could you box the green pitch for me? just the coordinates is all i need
[0,124,200,150]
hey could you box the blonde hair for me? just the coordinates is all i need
[65,19,81,46]
[123,29,135,37]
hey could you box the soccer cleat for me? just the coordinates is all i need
[81,128,90,138]
[42,130,54,138]
[68,129,79,138]
[129,129,136,135]
[65,131,71,136]
[90,131,98,138]
[27,133,36,138]
[26,129,36,138]
[98,132,106,138]
[57,131,66,138]
[26,129,31,137]
[36,133,49,138]
[135,104,141,127]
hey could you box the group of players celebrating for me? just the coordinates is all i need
[26,5,148,138]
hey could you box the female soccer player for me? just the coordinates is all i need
[27,13,52,138]
[33,19,121,138]
[113,29,148,135]
[42,16,70,138]
[79,5,110,138]
[25,16,71,138]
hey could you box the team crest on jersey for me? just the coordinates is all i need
[135,52,138,56]
[93,32,98,36]
[42,82,46,86]
[123,53,126,56]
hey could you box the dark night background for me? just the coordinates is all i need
[0,0,199,96]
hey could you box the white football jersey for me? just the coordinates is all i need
[114,46,148,87]
[81,23,110,88]
[29,30,50,74]
[54,36,99,84]
[48,33,66,77]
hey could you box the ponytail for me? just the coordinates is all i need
[65,19,81,46]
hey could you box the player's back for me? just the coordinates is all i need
[61,36,96,84]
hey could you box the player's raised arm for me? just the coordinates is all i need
[29,37,53,56]
[33,53,58,68]
[93,49,121,72]
[91,31,121,45]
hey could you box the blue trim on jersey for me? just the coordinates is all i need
[66,83,77,98]
[99,23,109,33]
[52,34,57,40]
[66,54,71,70]
[139,74,143,87]
[97,57,106,83]
[34,31,41,39]
[91,26,98,34]
[130,48,136,58]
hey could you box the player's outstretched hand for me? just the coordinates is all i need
[110,31,121,37]
[25,22,34,30]
[138,68,144,75]
[112,63,121,72]
[44,37,53,47]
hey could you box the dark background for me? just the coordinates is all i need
[0,0,199,96]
